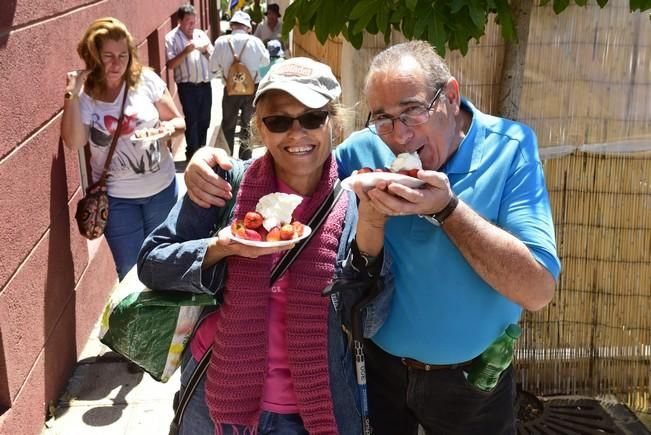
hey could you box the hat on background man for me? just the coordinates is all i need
[265,3,281,17]
[254,57,341,108]
[266,39,284,58]
[229,10,252,29]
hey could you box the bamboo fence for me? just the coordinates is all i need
[292,0,651,412]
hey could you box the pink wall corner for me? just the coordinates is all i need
[0,1,209,433]
[0,353,48,435]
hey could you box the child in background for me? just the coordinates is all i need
[259,39,285,78]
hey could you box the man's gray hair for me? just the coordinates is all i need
[177,4,196,20]
[364,40,451,94]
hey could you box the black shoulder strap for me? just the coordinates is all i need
[169,348,212,435]
[269,180,343,286]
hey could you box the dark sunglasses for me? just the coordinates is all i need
[262,110,329,133]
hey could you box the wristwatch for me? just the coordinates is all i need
[349,239,381,279]
[419,194,459,227]
[64,91,78,100]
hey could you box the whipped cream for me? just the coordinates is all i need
[256,192,303,231]
[390,152,422,172]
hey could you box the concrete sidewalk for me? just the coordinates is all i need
[41,317,180,435]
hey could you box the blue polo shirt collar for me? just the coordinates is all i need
[442,98,485,175]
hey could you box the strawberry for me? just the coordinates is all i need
[279,224,295,240]
[244,211,263,229]
[406,169,419,178]
[266,226,281,242]
[243,228,263,241]
[291,221,305,237]
[231,220,246,238]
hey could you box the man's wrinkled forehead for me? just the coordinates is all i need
[366,70,430,117]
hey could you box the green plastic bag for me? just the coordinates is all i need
[99,267,217,382]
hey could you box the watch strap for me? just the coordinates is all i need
[420,194,459,226]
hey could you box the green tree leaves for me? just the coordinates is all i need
[281,0,651,56]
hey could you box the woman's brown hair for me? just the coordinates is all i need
[77,17,143,99]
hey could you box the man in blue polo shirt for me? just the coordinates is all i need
[181,41,560,435]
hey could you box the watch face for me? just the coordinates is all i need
[419,214,441,226]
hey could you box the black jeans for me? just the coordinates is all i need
[364,339,516,435]
[221,87,256,160]
[178,82,212,160]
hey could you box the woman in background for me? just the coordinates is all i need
[61,17,185,280]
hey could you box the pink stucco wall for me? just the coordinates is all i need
[0,1,208,434]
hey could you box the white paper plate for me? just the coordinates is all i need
[341,172,425,192]
[129,128,172,142]
[219,225,312,248]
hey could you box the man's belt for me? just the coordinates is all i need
[400,357,474,371]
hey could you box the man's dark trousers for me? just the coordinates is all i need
[178,82,212,161]
[221,89,256,160]
[364,339,517,435]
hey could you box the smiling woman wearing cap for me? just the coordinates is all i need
[138,57,366,435]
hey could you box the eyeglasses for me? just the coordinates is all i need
[366,87,443,136]
[262,110,329,133]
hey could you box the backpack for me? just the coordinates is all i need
[224,38,256,96]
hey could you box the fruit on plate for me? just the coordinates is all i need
[355,152,422,179]
[292,221,305,237]
[244,228,263,241]
[266,226,282,242]
[244,211,263,229]
[230,193,306,242]
[231,220,247,238]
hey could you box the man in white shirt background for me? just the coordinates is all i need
[253,3,283,44]
[165,4,214,161]
[211,11,269,159]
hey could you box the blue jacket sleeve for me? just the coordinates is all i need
[137,160,248,293]
[137,194,229,294]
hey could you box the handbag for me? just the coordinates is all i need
[169,181,344,434]
[74,88,128,239]
[98,160,245,382]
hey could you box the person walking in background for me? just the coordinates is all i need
[259,39,284,79]
[61,17,184,280]
[182,40,561,435]
[138,58,364,435]
[253,3,283,45]
[243,0,264,32]
[165,4,213,161]
[211,11,269,160]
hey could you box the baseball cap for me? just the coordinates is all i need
[266,39,284,58]
[266,3,281,17]
[229,10,251,29]
[254,57,341,108]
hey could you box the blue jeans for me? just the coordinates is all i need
[178,82,212,159]
[364,339,517,435]
[178,352,309,435]
[105,179,177,280]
